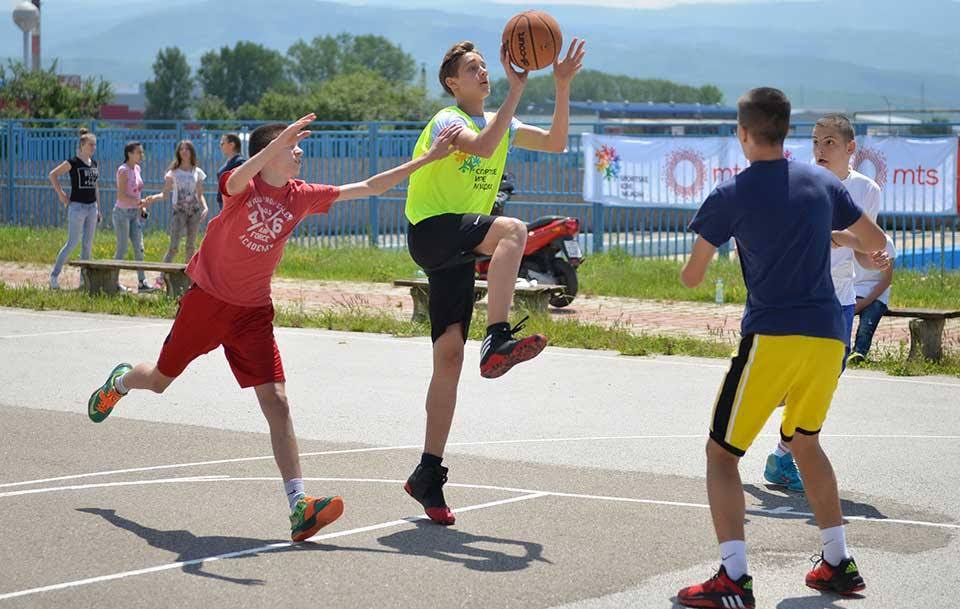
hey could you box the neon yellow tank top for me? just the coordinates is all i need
[405,106,511,225]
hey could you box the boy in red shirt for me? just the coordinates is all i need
[87,114,461,542]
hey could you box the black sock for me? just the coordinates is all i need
[420,452,443,468]
[486,322,510,336]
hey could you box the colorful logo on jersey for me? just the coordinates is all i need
[454,150,482,174]
[852,147,888,190]
[663,148,708,199]
[594,145,621,181]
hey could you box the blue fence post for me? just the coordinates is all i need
[6,120,14,224]
[592,201,605,254]
[368,122,380,247]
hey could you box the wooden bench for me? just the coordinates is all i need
[884,308,960,362]
[68,260,191,298]
[393,278,566,322]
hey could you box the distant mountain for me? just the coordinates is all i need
[1,0,957,109]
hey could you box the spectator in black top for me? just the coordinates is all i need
[216,133,246,210]
[48,128,100,290]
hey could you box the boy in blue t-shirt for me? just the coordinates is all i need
[675,88,886,609]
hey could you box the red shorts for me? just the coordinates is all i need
[157,285,285,388]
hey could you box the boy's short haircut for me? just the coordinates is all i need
[223,133,243,153]
[737,87,792,146]
[815,114,856,143]
[439,41,479,96]
[249,124,286,158]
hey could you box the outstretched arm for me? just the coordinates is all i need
[336,125,462,201]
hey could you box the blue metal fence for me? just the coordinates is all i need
[1,118,958,271]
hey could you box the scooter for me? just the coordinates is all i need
[476,173,584,308]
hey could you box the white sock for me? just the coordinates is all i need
[774,440,791,457]
[285,478,305,512]
[820,525,850,566]
[114,374,129,395]
[719,540,748,581]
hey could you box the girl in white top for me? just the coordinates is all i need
[161,140,208,265]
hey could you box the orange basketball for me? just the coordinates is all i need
[502,11,562,71]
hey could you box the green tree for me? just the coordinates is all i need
[193,95,234,121]
[198,42,291,110]
[0,61,112,120]
[286,33,416,86]
[144,47,193,120]
[314,70,437,122]
[488,69,724,109]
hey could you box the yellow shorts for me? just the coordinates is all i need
[709,334,845,456]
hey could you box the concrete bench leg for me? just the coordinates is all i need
[163,271,192,298]
[908,318,945,362]
[512,292,549,313]
[409,286,430,322]
[81,267,119,295]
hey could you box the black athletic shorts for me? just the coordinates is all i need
[407,213,498,343]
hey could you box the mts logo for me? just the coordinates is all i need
[516,31,530,67]
[712,166,743,182]
[892,166,940,186]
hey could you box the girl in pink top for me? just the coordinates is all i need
[113,142,155,292]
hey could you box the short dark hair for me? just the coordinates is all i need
[815,114,855,142]
[249,124,285,158]
[123,141,142,163]
[439,41,480,97]
[737,87,791,146]
[222,133,242,153]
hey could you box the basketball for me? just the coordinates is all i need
[502,11,562,71]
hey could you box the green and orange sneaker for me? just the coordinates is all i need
[290,495,344,542]
[88,363,132,423]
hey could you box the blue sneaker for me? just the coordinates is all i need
[764,452,804,492]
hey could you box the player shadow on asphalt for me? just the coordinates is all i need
[77,508,550,585]
[76,507,280,586]
[743,484,887,525]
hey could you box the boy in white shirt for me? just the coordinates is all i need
[763,114,888,492]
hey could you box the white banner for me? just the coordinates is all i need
[582,133,957,214]
[850,136,957,214]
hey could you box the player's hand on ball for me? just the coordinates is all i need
[501,43,528,90]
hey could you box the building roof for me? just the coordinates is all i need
[569,101,737,118]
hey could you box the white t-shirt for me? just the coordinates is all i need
[854,235,896,305]
[831,168,882,305]
[166,167,207,214]
[431,108,523,147]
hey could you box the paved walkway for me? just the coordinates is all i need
[3,261,956,354]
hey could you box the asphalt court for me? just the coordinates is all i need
[1,307,959,608]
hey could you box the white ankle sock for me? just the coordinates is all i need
[820,525,850,566]
[285,478,305,511]
[719,540,748,581]
[114,374,128,395]
[774,440,791,457]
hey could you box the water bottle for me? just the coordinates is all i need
[415,269,426,278]
[715,279,724,304]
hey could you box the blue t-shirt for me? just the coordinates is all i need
[689,159,862,342]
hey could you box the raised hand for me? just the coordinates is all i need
[274,113,317,150]
[553,38,586,85]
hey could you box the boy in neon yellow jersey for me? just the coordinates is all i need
[403,39,586,525]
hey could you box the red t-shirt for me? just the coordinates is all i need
[185,171,340,307]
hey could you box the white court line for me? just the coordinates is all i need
[0,492,547,602]
[0,323,165,340]
[3,432,960,491]
[3,474,958,532]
